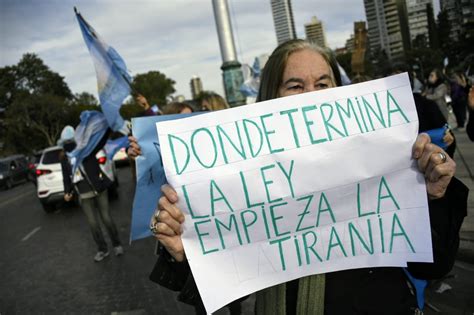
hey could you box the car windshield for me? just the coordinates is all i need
[0,163,7,172]
[41,149,62,164]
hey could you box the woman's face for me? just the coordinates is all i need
[278,49,335,98]
[428,71,437,84]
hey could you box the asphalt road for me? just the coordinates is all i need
[0,165,472,314]
[0,166,195,315]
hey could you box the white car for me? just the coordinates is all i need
[36,146,118,212]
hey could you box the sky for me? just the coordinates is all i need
[0,0,440,101]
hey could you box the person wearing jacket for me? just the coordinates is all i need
[423,69,450,121]
[61,129,124,262]
[149,40,468,314]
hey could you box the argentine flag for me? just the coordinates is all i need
[75,8,131,132]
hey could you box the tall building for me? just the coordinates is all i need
[190,76,203,100]
[441,0,474,41]
[406,0,434,46]
[270,0,297,45]
[351,21,368,75]
[304,16,327,47]
[212,0,246,107]
[345,35,355,52]
[363,0,411,61]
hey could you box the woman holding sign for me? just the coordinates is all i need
[150,39,468,314]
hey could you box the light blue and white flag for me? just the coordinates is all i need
[240,57,261,97]
[75,8,131,132]
[338,62,352,86]
[104,136,129,161]
[68,110,109,173]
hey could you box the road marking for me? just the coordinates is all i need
[0,188,35,209]
[22,226,41,241]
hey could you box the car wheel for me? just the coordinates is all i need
[41,201,56,213]
[5,179,13,190]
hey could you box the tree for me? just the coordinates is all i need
[0,53,73,154]
[5,94,69,150]
[129,71,176,109]
[13,53,72,99]
[72,92,99,107]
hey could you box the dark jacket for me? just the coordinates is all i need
[467,107,474,141]
[62,129,112,196]
[150,177,468,313]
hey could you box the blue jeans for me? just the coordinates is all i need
[81,190,121,252]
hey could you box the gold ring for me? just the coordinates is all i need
[438,152,447,164]
[150,222,159,234]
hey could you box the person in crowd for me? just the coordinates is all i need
[467,86,474,141]
[161,101,194,115]
[423,69,450,121]
[450,72,469,130]
[61,130,124,262]
[406,71,456,157]
[135,93,161,116]
[150,39,468,314]
[199,92,230,111]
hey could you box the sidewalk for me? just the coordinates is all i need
[422,129,474,314]
[452,129,474,263]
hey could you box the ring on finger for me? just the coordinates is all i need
[154,209,161,221]
[150,221,159,234]
[438,152,447,164]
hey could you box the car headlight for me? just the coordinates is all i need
[0,174,3,179]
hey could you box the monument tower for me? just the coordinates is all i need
[212,0,246,107]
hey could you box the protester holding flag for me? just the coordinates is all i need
[62,111,124,262]
[150,39,468,314]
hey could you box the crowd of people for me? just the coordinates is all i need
[60,38,472,313]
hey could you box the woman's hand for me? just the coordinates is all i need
[412,133,456,199]
[127,136,141,160]
[64,193,73,202]
[151,184,185,262]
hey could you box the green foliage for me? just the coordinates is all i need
[13,53,72,99]
[72,92,99,107]
[129,71,176,107]
[0,53,73,154]
[120,103,146,120]
[5,93,69,151]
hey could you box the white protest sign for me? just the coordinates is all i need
[157,73,432,314]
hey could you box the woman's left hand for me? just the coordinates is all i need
[412,133,456,199]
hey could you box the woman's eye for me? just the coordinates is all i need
[288,85,303,90]
[316,83,328,89]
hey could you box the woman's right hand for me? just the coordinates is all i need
[153,184,186,262]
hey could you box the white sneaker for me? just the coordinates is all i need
[94,251,110,262]
[114,246,124,256]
